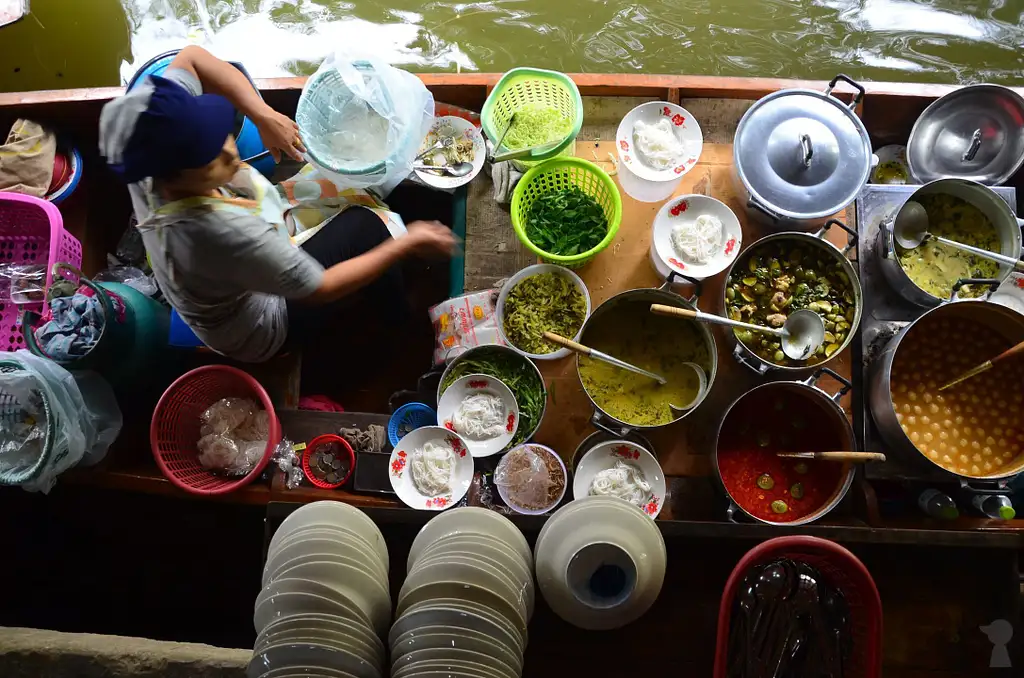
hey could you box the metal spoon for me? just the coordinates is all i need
[543,331,666,384]
[650,304,826,361]
[894,199,1024,271]
[413,161,474,177]
[414,136,455,163]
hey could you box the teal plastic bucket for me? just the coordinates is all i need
[24,264,170,389]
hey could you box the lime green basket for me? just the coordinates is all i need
[511,158,622,268]
[482,67,583,165]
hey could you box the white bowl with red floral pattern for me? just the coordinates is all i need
[651,194,742,281]
[616,101,703,182]
[436,374,519,458]
[389,426,474,511]
[572,440,666,519]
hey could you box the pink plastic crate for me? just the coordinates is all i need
[0,192,83,352]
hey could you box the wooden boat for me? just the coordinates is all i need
[0,74,1021,673]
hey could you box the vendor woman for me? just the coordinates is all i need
[99,46,456,362]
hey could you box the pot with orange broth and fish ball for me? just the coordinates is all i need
[868,300,1024,480]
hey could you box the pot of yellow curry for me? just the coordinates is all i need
[576,284,717,430]
[868,299,1024,482]
[722,221,863,375]
[878,179,1024,307]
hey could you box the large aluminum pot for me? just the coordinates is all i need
[878,178,1024,308]
[575,283,717,432]
[720,221,863,375]
[713,370,856,526]
[438,344,547,444]
[733,74,873,231]
[868,297,1024,482]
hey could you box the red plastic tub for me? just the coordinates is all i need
[713,535,882,678]
[150,365,281,495]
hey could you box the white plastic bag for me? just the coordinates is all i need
[299,51,434,196]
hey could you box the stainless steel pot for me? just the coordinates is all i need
[733,74,874,231]
[438,344,548,443]
[878,178,1024,308]
[720,221,863,375]
[713,369,856,526]
[575,281,718,432]
[868,297,1024,482]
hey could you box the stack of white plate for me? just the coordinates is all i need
[390,507,533,678]
[249,501,391,678]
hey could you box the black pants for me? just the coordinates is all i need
[285,207,406,346]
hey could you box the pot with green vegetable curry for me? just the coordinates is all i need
[879,179,1024,307]
[576,285,717,430]
[722,221,863,374]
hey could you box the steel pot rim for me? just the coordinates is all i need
[721,228,864,373]
[712,374,856,526]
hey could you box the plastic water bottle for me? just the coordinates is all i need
[918,489,959,520]
[972,494,1016,520]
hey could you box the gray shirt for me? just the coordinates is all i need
[99,69,324,362]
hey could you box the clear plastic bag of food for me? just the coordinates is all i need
[429,290,503,364]
[494,445,556,511]
[200,398,256,436]
[0,263,46,304]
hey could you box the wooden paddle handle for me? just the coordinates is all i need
[992,339,1024,366]
[815,452,887,462]
[650,303,698,319]
[543,331,591,355]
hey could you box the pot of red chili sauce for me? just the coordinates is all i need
[715,370,856,525]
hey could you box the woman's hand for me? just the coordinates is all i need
[254,106,306,163]
[401,220,459,258]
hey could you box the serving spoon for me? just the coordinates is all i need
[649,304,826,361]
[894,200,1024,271]
[776,451,887,463]
[938,338,1024,391]
[413,161,474,177]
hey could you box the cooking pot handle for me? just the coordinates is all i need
[949,278,1001,302]
[732,343,771,376]
[802,367,852,405]
[747,196,780,224]
[825,74,865,110]
[815,218,858,256]
[590,410,635,438]
[660,271,703,305]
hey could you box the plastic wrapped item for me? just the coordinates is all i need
[298,50,434,196]
[0,352,122,492]
[115,217,147,268]
[494,444,566,514]
[94,266,158,297]
[196,398,270,475]
[200,398,256,436]
[429,290,503,364]
[0,263,46,304]
[271,438,304,489]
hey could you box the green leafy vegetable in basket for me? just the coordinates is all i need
[503,272,587,355]
[504,103,572,150]
[525,187,608,256]
[441,351,544,446]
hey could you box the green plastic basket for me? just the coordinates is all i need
[482,67,583,164]
[511,157,622,267]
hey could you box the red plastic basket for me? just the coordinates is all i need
[150,365,281,495]
[302,434,355,489]
[0,192,83,352]
[713,536,882,678]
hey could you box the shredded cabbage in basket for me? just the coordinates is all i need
[633,118,686,170]
[504,103,572,150]
[410,440,455,497]
[453,393,506,440]
[588,460,653,508]
[671,213,724,265]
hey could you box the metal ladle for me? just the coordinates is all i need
[413,161,474,177]
[894,200,1024,271]
[649,304,826,361]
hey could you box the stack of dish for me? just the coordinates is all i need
[249,501,391,678]
[391,507,533,678]
[535,496,666,630]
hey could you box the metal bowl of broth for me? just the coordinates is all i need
[575,286,717,431]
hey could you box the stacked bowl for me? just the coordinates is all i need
[390,507,533,678]
[250,501,391,678]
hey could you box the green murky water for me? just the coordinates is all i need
[2,0,1023,93]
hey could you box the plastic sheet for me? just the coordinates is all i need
[299,50,434,196]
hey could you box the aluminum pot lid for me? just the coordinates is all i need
[735,87,871,219]
[907,84,1024,186]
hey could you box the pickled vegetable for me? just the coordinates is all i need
[790,482,805,499]
[771,500,789,514]
[756,474,774,490]
[726,239,856,367]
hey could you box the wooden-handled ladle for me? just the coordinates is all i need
[939,339,1024,391]
[650,303,825,361]
[776,451,887,463]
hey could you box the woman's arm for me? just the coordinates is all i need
[169,46,305,162]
